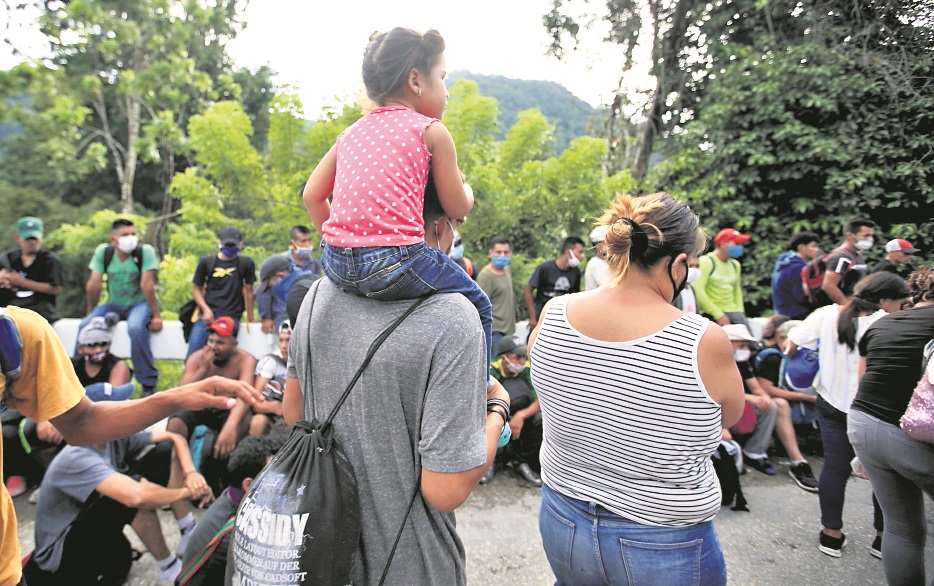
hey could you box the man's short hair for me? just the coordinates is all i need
[788,231,819,251]
[561,236,585,254]
[488,235,510,250]
[843,217,875,235]
[289,225,312,240]
[110,218,134,232]
[227,436,278,488]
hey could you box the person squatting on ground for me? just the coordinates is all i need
[281,193,510,583]
[248,322,290,436]
[78,218,162,396]
[788,271,911,558]
[302,27,493,366]
[0,306,260,586]
[848,266,934,585]
[528,192,744,586]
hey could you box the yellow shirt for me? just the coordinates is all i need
[0,307,85,584]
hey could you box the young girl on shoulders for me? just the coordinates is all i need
[303,27,492,362]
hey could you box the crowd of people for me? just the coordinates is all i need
[1,25,932,586]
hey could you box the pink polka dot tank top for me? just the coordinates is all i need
[322,106,437,247]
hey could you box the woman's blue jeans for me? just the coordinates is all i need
[539,484,727,586]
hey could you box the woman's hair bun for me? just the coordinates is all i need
[422,29,446,54]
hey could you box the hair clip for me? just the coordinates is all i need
[615,218,649,257]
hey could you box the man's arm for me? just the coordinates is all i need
[85,271,104,314]
[0,271,62,296]
[821,271,848,304]
[757,376,817,403]
[49,377,261,446]
[96,473,191,509]
[150,429,213,504]
[523,284,537,328]
[215,353,258,457]
[242,283,255,322]
[140,269,162,332]
[192,284,213,324]
[509,398,540,440]
[179,350,213,386]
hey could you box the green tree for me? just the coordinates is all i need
[443,80,500,175]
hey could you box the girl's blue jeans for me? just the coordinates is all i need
[322,242,492,364]
[539,483,727,586]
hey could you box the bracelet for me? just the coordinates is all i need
[486,398,510,420]
[487,407,508,427]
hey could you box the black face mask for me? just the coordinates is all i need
[668,257,689,304]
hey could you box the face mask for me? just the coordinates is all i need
[116,235,138,254]
[220,245,240,257]
[491,255,511,268]
[449,244,464,261]
[567,251,581,268]
[504,359,526,374]
[85,351,108,363]
[687,267,701,283]
[854,238,874,251]
[726,244,744,258]
[294,247,313,261]
[667,258,690,303]
[734,348,752,362]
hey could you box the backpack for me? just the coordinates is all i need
[753,346,819,424]
[176,516,235,585]
[178,254,250,341]
[102,244,144,274]
[801,247,857,305]
[701,252,739,278]
[228,285,429,586]
[711,442,749,511]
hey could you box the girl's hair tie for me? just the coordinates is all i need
[614,218,649,257]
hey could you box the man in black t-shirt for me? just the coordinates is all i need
[524,236,585,331]
[0,217,65,323]
[187,226,256,357]
[820,217,874,305]
[870,238,918,280]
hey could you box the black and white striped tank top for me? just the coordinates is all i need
[530,295,722,526]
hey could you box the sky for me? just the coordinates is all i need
[1,0,653,119]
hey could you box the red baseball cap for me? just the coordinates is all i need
[206,316,237,338]
[885,238,919,254]
[714,228,751,245]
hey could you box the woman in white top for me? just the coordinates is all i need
[787,272,910,558]
[528,192,744,586]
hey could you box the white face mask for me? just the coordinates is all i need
[567,251,581,268]
[734,348,752,362]
[854,238,874,251]
[687,268,701,283]
[116,234,138,254]
[504,358,526,374]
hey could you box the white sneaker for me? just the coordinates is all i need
[157,555,182,586]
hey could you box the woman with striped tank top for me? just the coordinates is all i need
[529,192,745,586]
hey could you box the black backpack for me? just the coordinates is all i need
[801,246,857,306]
[712,443,749,511]
[178,254,250,342]
[228,285,429,586]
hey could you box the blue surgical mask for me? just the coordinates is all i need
[727,244,745,258]
[491,255,511,268]
[294,247,313,261]
[449,244,464,261]
[220,245,240,257]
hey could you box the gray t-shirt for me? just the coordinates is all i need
[288,280,487,585]
[33,431,152,571]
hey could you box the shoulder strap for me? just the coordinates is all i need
[202,255,219,286]
[701,253,716,277]
[103,245,143,273]
[103,245,116,273]
[0,249,17,270]
[132,246,143,272]
[237,256,249,284]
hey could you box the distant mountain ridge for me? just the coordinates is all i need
[448,71,599,154]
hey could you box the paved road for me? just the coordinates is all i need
[15,455,934,584]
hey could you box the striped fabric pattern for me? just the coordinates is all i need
[530,296,723,526]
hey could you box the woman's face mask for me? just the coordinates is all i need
[116,235,138,254]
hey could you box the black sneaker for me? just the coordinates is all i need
[870,535,882,559]
[789,462,819,492]
[140,385,156,398]
[744,455,777,475]
[819,531,847,557]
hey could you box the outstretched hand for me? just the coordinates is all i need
[172,376,262,411]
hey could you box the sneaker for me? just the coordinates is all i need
[479,462,495,485]
[28,487,41,504]
[157,554,182,586]
[789,462,819,492]
[870,535,882,559]
[515,463,543,488]
[744,455,777,475]
[819,531,847,557]
[140,385,156,398]
[5,476,27,498]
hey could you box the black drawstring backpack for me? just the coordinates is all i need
[228,284,429,585]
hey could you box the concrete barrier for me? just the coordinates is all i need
[53,318,276,361]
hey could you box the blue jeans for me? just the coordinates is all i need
[77,302,156,386]
[84,382,136,402]
[539,484,727,586]
[849,409,934,585]
[816,396,883,532]
[322,242,493,363]
[187,316,240,358]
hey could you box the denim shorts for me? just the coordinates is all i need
[539,484,727,586]
[321,242,440,300]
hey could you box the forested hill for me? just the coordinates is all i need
[447,71,599,154]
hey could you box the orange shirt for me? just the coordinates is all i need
[1,307,85,584]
